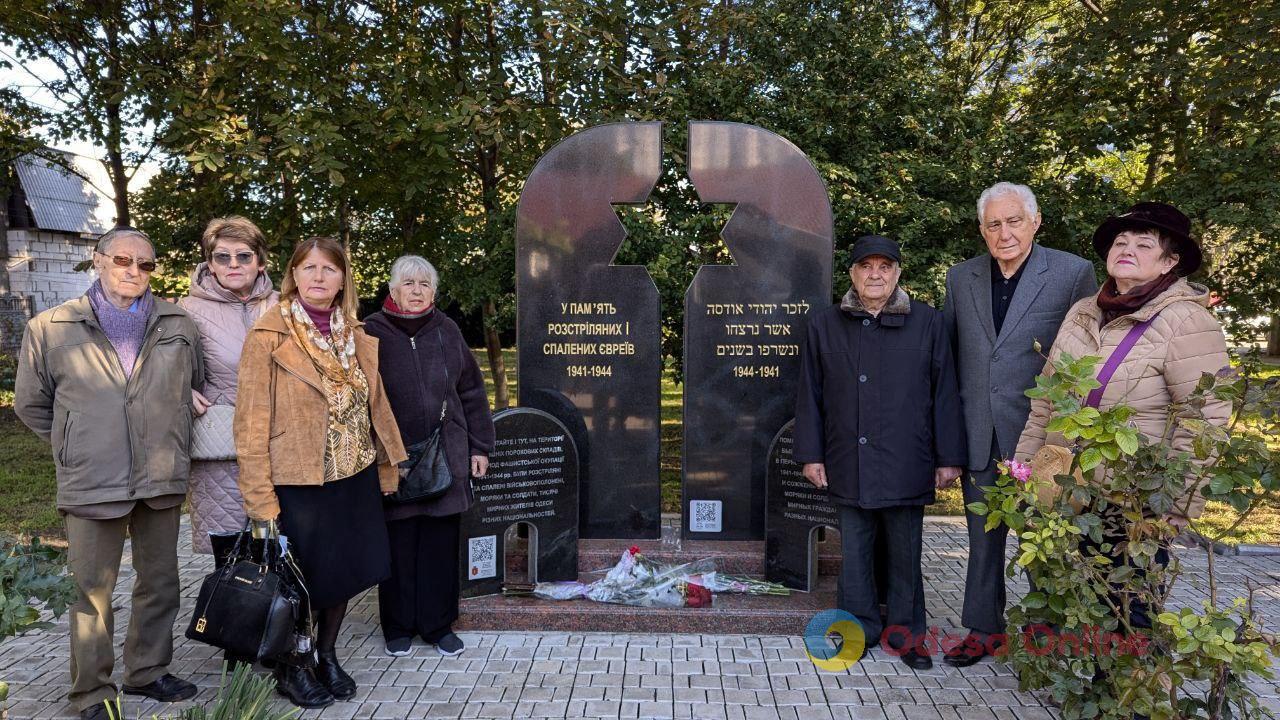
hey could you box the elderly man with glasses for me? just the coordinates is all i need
[15,227,205,719]
[940,183,1098,667]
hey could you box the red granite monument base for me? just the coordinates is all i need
[456,522,842,634]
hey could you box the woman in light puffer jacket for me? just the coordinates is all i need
[1015,202,1231,528]
[178,217,278,554]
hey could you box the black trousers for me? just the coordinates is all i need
[837,504,926,649]
[378,513,461,643]
[1081,532,1169,631]
[961,434,1007,636]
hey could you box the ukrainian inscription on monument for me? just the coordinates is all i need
[764,421,839,592]
[682,121,834,540]
[459,408,580,599]
[515,122,664,539]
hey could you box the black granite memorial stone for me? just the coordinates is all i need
[682,122,834,540]
[515,122,664,540]
[764,421,840,592]
[459,408,580,599]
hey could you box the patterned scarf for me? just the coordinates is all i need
[86,279,155,379]
[280,300,376,483]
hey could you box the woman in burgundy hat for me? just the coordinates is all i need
[1014,201,1230,631]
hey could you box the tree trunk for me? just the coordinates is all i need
[103,8,130,227]
[281,166,298,245]
[0,167,11,295]
[483,300,509,409]
[337,196,351,247]
[1268,314,1280,357]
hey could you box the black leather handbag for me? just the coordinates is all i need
[388,330,455,504]
[186,522,312,664]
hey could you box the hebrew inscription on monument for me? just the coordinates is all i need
[515,121,834,541]
[682,122,834,540]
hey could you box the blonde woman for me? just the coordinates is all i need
[234,237,406,708]
[179,216,278,556]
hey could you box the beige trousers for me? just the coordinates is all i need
[63,503,181,711]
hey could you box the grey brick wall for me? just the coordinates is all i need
[5,228,96,313]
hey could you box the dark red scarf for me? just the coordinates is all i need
[382,294,434,336]
[1096,272,1179,326]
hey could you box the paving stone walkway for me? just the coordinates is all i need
[3,516,1280,719]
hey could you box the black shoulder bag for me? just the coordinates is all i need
[388,328,454,504]
[186,520,313,665]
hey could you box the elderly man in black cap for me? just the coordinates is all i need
[795,235,967,669]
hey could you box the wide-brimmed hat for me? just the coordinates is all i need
[1091,201,1202,276]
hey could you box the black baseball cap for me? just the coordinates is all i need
[850,235,901,265]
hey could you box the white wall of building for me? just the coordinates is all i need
[5,229,97,313]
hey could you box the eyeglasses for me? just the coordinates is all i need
[96,251,157,273]
[212,251,257,267]
[984,216,1025,233]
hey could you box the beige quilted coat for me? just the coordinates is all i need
[1014,278,1231,520]
[178,264,278,552]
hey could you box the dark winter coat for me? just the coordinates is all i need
[793,286,967,508]
[363,309,496,518]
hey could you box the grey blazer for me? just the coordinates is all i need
[942,244,1098,471]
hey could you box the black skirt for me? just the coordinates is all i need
[276,463,391,609]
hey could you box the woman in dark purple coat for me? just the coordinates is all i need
[363,255,495,657]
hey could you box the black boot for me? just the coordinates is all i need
[316,649,357,700]
[274,663,334,709]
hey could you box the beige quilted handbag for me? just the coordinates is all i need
[191,404,238,461]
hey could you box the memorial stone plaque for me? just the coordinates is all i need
[765,420,840,592]
[683,121,833,540]
[516,122,663,539]
[460,408,580,599]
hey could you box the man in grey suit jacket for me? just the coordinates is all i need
[941,182,1097,666]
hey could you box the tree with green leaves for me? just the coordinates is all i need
[1024,0,1280,338]
[0,0,195,226]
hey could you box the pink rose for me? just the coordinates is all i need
[1006,459,1033,484]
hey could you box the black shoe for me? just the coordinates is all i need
[274,663,335,709]
[943,633,991,668]
[385,636,412,657]
[79,703,112,720]
[435,632,465,657]
[122,673,198,702]
[900,648,933,670]
[316,649,357,700]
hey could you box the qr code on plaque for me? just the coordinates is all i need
[468,535,497,579]
[689,500,722,533]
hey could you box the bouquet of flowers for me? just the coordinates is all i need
[503,546,789,608]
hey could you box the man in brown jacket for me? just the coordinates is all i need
[15,228,204,720]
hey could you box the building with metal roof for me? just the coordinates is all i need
[2,149,115,332]
[9,150,117,235]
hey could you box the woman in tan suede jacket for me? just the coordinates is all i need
[233,237,405,710]
[1014,202,1231,527]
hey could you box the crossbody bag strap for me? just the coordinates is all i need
[1084,311,1161,409]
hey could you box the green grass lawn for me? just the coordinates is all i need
[0,351,1272,543]
[0,391,62,541]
